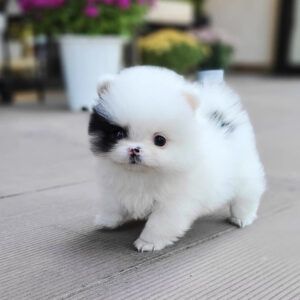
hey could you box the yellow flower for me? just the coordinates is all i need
[138,29,200,54]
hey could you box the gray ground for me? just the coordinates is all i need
[0,75,299,300]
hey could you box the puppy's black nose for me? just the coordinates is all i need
[129,147,140,155]
[133,147,140,154]
[128,147,142,164]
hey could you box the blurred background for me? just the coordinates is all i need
[1,3,300,297]
[0,0,299,110]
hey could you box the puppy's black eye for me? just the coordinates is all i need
[154,135,166,147]
[113,130,125,140]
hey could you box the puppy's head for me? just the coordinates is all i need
[88,66,201,172]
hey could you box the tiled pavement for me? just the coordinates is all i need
[0,75,299,299]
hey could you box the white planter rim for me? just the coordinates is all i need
[59,34,129,45]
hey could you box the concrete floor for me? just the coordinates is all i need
[0,75,300,299]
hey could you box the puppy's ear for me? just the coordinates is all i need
[97,74,115,97]
[182,84,200,112]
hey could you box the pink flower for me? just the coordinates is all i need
[84,5,100,18]
[118,0,130,9]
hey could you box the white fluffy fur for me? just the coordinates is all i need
[93,66,265,252]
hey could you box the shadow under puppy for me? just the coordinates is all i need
[88,66,265,252]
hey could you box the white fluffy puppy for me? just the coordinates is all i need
[88,66,265,252]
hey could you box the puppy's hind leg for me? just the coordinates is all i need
[229,177,265,228]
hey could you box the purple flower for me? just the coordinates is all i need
[136,0,155,5]
[84,5,100,17]
[118,0,130,9]
[19,0,32,11]
[102,0,114,4]
[19,0,65,11]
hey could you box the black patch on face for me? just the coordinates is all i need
[88,109,128,153]
[210,111,235,134]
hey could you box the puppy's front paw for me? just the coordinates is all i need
[134,237,173,252]
[228,215,256,228]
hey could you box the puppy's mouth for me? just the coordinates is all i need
[129,154,142,165]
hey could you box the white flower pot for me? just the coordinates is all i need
[0,14,6,64]
[0,14,6,33]
[59,35,126,111]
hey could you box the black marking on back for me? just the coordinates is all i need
[210,111,235,133]
[88,109,128,153]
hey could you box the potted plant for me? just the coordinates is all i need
[19,0,153,110]
[191,27,234,70]
[138,29,209,74]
